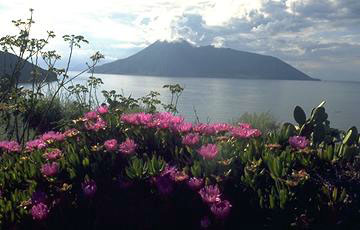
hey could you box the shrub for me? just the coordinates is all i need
[0,102,360,229]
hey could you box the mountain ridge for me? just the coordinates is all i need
[93,40,318,81]
[0,51,57,83]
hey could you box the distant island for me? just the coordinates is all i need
[93,40,318,81]
[0,51,56,83]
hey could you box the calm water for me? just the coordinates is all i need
[44,73,360,130]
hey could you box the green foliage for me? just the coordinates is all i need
[236,111,280,134]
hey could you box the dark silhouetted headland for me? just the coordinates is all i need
[0,51,56,82]
[93,40,318,81]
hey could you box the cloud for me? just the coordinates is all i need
[0,0,359,80]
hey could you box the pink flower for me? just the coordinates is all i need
[43,148,62,160]
[26,139,47,152]
[238,123,252,129]
[104,139,118,152]
[212,123,232,133]
[160,164,178,180]
[182,133,200,146]
[137,113,153,125]
[120,112,153,126]
[187,177,204,190]
[119,138,137,155]
[85,118,107,131]
[31,202,49,220]
[210,200,232,219]
[173,122,193,133]
[41,131,65,143]
[82,179,97,197]
[193,124,208,133]
[289,136,309,149]
[96,105,109,115]
[41,162,59,177]
[199,184,221,204]
[230,127,262,138]
[197,144,218,160]
[0,141,21,153]
[84,111,97,120]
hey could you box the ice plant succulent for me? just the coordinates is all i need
[104,139,118,152]
[289,136,309,149]
[0,140,21,153]
[82,179,97,197]
[25,139,47,152]
[119,138,137,155]
[43,148,62,161]
[96,105,109,115]
[210,200,232,219]
[40,162,59,177]
[84,111,97,120]
[182,133,200,146]
[31,202,49,220]
[187,177,204,191]
[199,184,221,204]
[41,131,65,143]
[197,144,218,160]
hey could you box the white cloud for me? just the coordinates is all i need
[1,0,359,80]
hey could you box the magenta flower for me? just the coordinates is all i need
[212,123,232,133]
[210,200,232,219]
[199,184,221,204]
[82,179,97,197]
[193,124,208,133]
[289,136,309,149]
[120,113,139,125]
[197,144,218,160]
[121,112,153,126]
[26,139,47,152]
[231,127,262,138]
[96,105,109,115]
[43,148,62,160]
[187,177,204,191]
[119,138,137,155]
[174,122,193,133]
[104,139,118,152]
[31,202,49,220]
[85,118,107,131]
[0,140,21,153]
[182,133,200,146]
[238,123,252,129]
[84,111,97,120]
[41,131,65,143]
[41,162,59,177]
[160,164,178,180]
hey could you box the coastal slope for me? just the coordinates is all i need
[94,40,317,81]
[0,51,57,82]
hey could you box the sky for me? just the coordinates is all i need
[0,0,359,81]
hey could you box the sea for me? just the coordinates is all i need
[32,72,360,131]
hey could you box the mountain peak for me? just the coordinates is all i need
[93,41,317,81]
[151,39,194,48]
